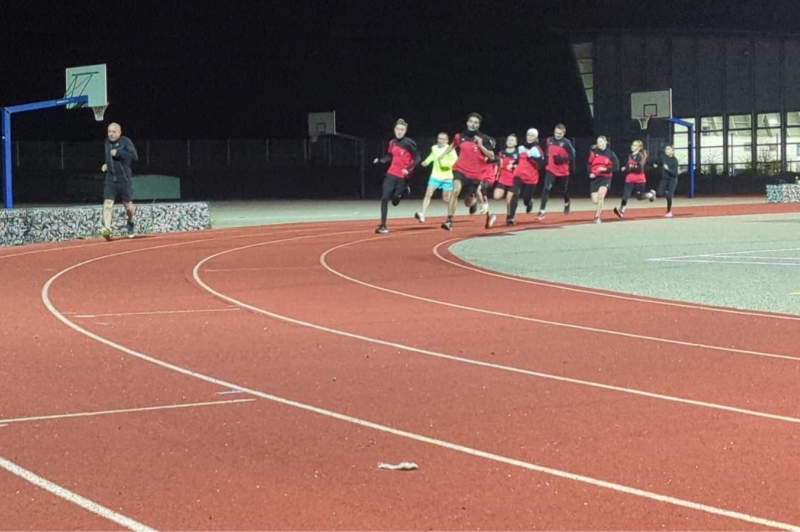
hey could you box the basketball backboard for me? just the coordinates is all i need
[308,111,336,140]
[65,64,108,116]
[631,89,672,120]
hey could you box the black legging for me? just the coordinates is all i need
[380,174,407,225]
[657,176,678,212]
[539,171,570,211]
[509,178,535,218]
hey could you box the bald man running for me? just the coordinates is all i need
[100,122,138,240]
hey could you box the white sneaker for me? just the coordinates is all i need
[485,213,497,229]
[414,212,425,223]
[476,202,489,215]
[649,189,656,202]
[594,216,602,224]
[664,211,673,218]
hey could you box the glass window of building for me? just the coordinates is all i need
[756,112,781,174]
[699,116,723,174]
[728,114,752,174]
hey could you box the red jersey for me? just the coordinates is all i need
[588,148,618,178]
[545,136,575,177]
[383,138,419,179]
[452,131,493,178]
[495,150,518,186]
[517,144,543,185]
[625,152,647,184]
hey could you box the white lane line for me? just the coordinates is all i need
[432,239,800,321]
[34,235,800,530]
[321,237,800,365]
[70,308,241,319]
[0,399,255,425]
[0,455,156,531]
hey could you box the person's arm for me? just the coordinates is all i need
[627,152,643,171]
[610,151,620,173]
[421,149,435,167]
[437,137,458,161]
[666,157,679,177]
[404,140,421,174]
[374,142,392,164]
[566,140,576,162]
[476,135,494,159]
[442,149,458,167]
[114,138,138,161]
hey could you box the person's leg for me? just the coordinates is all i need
[615,183,634,218]
[377,175,394,232]
[538,172,557,217]
[507,178,524,223]
[595,184,608,221]
[417,183,437,222]
[561,176,571,214]
[665,177,678,216]
[521,181,534,212]
[440,180,452,204]
[118,181,136,238]
[442,177,464,230]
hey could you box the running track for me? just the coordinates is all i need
[2,202,800,531]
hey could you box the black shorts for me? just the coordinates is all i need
[104,179,132,202]
[495,177,523,194]
[589,177,612,193]
[453,171,483,196]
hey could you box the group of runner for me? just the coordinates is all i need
[373,113,680,233]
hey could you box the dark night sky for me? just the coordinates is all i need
[2,0,799,142]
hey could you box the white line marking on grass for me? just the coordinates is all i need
[0,399,255,425]
[647,247,800,262]
[433,239,800,321]
[0,456,157,531]
[648,257,800,267]
[34,234,800,530]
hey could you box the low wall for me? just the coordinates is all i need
[0,202,210,247]
[766,184,800,203]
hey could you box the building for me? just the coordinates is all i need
[569,29,800,175]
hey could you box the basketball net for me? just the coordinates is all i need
[310,133,319,143]
[92,105,107,122]
[637,115,652,130]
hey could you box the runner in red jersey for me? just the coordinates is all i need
[587,135,619,223]
[537,123,575,219]
[493,134,523,225]
[437,113,496,231]
[613,139,656,219]
[373,119,420,233]
[515,128,544,218]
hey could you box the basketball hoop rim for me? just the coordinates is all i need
[637,114,653,130]
[91,105,108,122]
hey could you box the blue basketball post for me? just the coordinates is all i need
[667,117,696,199]
[1,95,88,209]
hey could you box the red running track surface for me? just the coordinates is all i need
[1,202,800,531]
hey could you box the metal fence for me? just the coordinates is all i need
[2,134,773,203]
[8,137,368,171]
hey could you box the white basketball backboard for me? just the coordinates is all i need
[630,89,672,120]
[308,111,336,138]
[65,64,108,110]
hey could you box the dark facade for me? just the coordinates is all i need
[570,30,800,175]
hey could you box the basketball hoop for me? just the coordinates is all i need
[637,115,652,130]
[91,105,107,122]
[310,133,319,143]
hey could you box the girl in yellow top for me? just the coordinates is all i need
[414,132,459,223]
